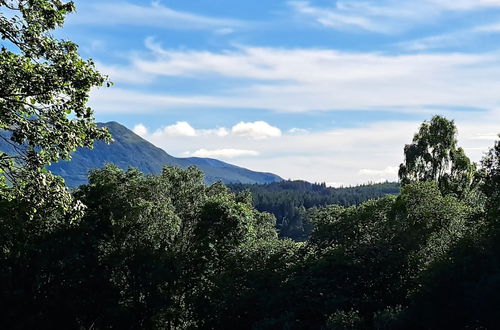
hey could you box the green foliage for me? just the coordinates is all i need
[325,310,364,330]
[229,180,400,240]
[0,0,110,218]
[75,165,279,328]
[0,165,288,329]
[399,136,500,329]
[399,115,476,198]
[480,135,500,223]
[285,180,477,329]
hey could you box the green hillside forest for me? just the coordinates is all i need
[228,181,400,240]
[2,2,500,329]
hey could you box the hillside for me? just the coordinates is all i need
[0,121,282,186]
[229,180,400,240]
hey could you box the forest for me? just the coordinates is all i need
[228,181,400,240]
[1,1,500,329]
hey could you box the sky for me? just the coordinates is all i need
[55,0,500,186]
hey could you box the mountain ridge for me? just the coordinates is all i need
[47,121,282,186]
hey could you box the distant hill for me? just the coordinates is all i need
[229,180,400,240]
[1,121,282,186]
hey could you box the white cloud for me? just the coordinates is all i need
[141,121,280,140]
[289,1,384,32]
[92,44,500,114]
[69,1,245,31]
[215,28,235,35]
[158,121,197,137]
[231,121,282,139]
[431,0,500,10]
[474,22,500,33]
[469,133,499,141]
[288,128,309,134]
[359,166,399,178]
[132,109,500,186]
[399,32,468,51]
[89,88,225,114]
[288,0,500,33]
[133,124,148,137]
[399,21,500,51]
[189,148,259,159]
[95,62,153,85]
[140,119,419,185]
[198,127,229,137]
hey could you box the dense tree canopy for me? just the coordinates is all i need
[1,165,291,328]
[229,181,400,240]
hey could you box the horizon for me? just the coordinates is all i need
[58,0,500,185]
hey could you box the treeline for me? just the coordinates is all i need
[1,165,290,329]
[2,116,500,329]
[228,181,400,240]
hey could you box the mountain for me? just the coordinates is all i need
[46,121,282,186]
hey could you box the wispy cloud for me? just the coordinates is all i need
[288,0,500,33]
[288,1,386,33]
[399,31,473,51]
[187,148,259,159]
[430,0,500,11]
[69,1,246,31]
[473,22,500,32]
[288,128,309,134]
[91,43,500,113]
[359,166,399,177]
[399,21,500,51]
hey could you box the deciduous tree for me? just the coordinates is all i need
[399,115,476,197]
[0,0,110,218]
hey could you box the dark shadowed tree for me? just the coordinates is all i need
[480,135,500,222]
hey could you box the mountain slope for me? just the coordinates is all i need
[47,121,282,186]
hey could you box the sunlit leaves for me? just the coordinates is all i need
[399,115,476,198]
[0,0,110,219]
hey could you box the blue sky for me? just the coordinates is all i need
[56,0,500,185]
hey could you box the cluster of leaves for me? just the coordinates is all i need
[0,0,110,219]
[399,115,477,198]
[228,181,400,240]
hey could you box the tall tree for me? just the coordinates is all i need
[0,0,110,218]
[399,115,476,197]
